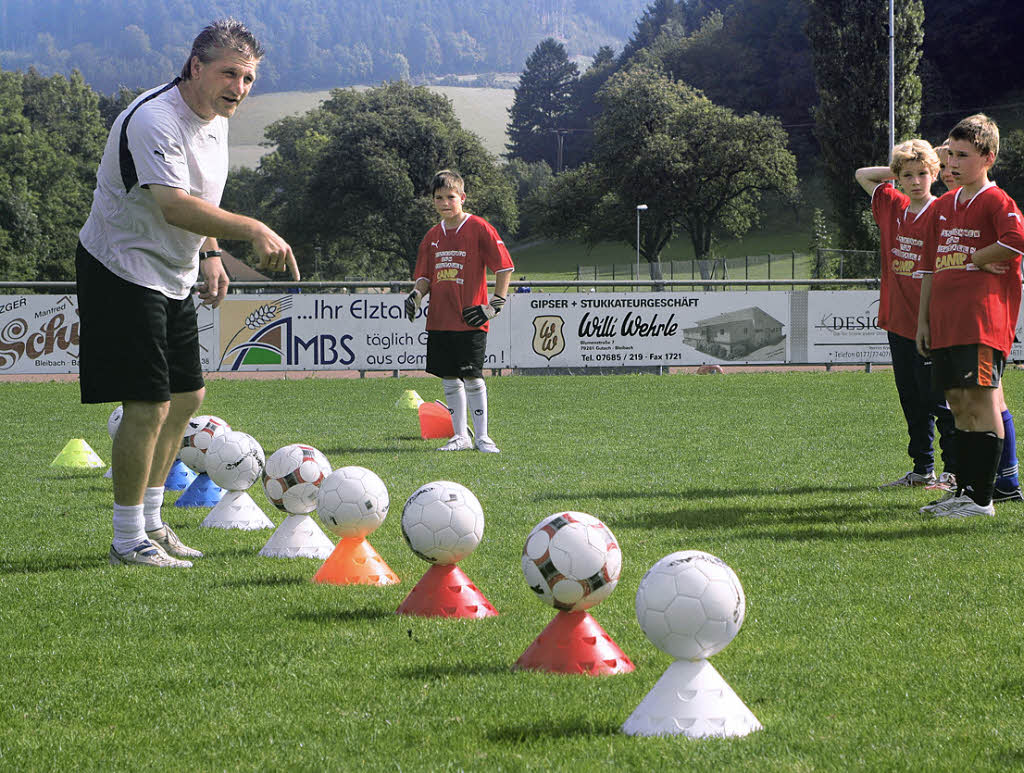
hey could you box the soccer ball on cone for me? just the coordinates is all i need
[401,481,484,565]
[262,444,332,514]
[206,431,266,492]
[180,415,230,473]
[635,550,746,661]
[107,405,123,440]
[317,466,390,538]
[521,511,621,612]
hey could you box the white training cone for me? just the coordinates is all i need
[258,514,334,559]
[201,491,275,531]
[621,658,762,738]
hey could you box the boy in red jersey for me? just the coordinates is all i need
[856,139,956,490]
[405,170,514,452]
[917,115,1024,517]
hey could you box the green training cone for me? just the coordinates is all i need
[50,438,105,469]
[395,389,424,409]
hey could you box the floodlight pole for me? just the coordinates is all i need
[636,204,648,289]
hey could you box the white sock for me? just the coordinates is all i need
[112,504,146,553]
[465,377,489,440]
[143,486,165,532]
[442,379,469,438]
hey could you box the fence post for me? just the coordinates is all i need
[768,253,771,280]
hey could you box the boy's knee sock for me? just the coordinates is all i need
[143,486,165,532]
[963,431,1003,507]
[464,377,488,440]
[442,379,468,438]
[997,409,1019,489]
[112,503,146,553]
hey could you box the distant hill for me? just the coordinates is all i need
[229,85,515,168]
[0,0,649,94]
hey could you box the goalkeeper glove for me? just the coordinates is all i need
[462,295,506,327]
[404,289,423,322]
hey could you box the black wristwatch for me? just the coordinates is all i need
[199,250,222,260]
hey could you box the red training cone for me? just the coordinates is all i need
[514,610,635,676]
[396,563,498,618]
[313,537,400,586]
[418,400,455,439]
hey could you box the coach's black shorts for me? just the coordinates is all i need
[931,343,1005,391]
[75,242,204,404]
[426,330,488,379]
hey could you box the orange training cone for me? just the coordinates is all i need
[313,537,400,586]
[418,401,455,439]
[396,563,498,618]
[514,610,635,676]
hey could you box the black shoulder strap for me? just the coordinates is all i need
[119,77,182,193]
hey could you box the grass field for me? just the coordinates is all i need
[3,372,1024,771]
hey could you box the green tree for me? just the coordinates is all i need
[998,130,1024,208]
[227,82,516,280]
[0,67,104,281]
[806,0,924,255]
[506,38,579,170]
[539,65,796,280]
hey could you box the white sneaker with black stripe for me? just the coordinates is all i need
[108,540,193,568]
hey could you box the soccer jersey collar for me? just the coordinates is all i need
[441,213,470,236]
[957,181,996,210]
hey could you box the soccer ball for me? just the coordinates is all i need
[262,443,332,513]
[634,550,746,661]
[180,415,230,473]
[401,481,484,564]
[521,512,621,612]
[206,431,266,492]
[107,405,123,440]
[317,466,390,538]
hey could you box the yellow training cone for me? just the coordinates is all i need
[50,439,105,469]
[395,389,424,409]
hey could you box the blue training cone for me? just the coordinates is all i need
[165,459,197,490]
[175,472,224,507]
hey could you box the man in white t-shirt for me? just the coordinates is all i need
[76,19,300,568]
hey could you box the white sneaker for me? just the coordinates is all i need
[437,435,473,451]
[920,491,959,513]
[147,523,203,558]
[934,496,995,518]
[475,436,500,453]
[879,470,936,489]
[108,540,193,568]
[926,472,956,492]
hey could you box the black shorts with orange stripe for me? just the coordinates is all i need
[931,344,1005,391]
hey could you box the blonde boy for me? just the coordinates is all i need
[856,139,956,489]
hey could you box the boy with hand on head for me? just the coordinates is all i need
[856,139,957,491]
[917,114,1024,518]
[405,170,514,453]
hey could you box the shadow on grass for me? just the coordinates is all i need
[395,661,515,680]
[322,444,423,456]
[532,483,879,503]
[289,607,394,624]
[486,719,621,743]
[0,553,101,575]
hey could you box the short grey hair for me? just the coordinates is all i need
[180,18,264,80]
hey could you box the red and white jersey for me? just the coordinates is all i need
[871,183,935,340]
[924,183,1024,354]
[414,214,514,331]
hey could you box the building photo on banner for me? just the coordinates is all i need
[3,291,1023,376]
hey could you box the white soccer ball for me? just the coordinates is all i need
[206,430,266,492]
[107,405,123,440]
[635,550,746,661]
[317,466,390,538]
[521,511,621,612]
[180,415,230,473]
[262,443,332,513]
[401,481,484,564]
